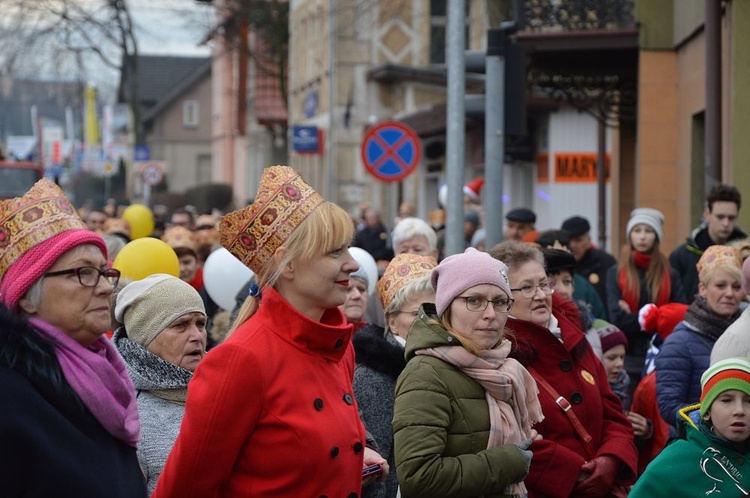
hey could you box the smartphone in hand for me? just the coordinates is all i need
[362,464,383,478]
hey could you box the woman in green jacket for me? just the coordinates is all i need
[393,248,544,498]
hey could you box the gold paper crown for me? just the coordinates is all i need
[377,253,437,310]
[220,165,324,274]
[697,245,742,278]
[162,225,198,252]
[0,179,87,278]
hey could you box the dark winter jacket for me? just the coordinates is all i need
[654,321,718,430]
[393,304,528,498]
[669,224,747,299]
[0,309,146,498]
[572,274,607,320]
[353,325,407,498]
[576,247,618,308]
[605,264,686,382]
[354,224,394,262]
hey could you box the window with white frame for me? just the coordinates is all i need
[183,100,199,128]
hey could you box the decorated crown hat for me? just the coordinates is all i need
[0,179,107,311]
[220,166,324,274]
[162,225,198,253]
[377,253,437,311]
[697,244,742,280]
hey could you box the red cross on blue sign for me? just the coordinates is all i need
[360,121,422,182]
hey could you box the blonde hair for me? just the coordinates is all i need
[700,264,742,287]
[229,202,355,332]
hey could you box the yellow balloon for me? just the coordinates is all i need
[122,204,155,239]
[113,238,180,281]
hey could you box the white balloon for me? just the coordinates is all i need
[203,248,254,311]
[348,247,379,295]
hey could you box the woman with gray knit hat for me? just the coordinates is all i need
[605,208,687,387]
[113,273,207,496]
[392,247,543,498]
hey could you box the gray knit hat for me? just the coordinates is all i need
[114,274,206,346]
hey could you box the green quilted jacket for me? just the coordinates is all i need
[392,303,529,498]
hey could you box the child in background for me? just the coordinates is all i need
[599,326,657,475]
[630,357,750,496]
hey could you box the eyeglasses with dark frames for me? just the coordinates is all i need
[44,266,121,288]
[456,296,514,313]
[510,281,555,299]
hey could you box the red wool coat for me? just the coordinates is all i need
[153,286,366,498]
[507,297,638,498]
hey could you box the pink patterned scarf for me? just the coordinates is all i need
[30,318,141,448]
[416,339,543,497]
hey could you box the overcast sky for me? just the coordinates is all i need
[0,0,214,100]
[131,0,213,57]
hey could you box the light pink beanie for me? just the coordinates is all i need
[431,247,511,316]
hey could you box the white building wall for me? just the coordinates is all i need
[540,107,613,252]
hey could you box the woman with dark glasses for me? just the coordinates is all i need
[0,179,145,497]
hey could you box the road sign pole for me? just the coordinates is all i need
[445,0,466,257]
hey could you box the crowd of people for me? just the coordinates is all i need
[1,171,749,498]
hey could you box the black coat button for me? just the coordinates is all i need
[330,446,339,458]
[353,441,364,453]
[343,393,354,405]
[320,495,328,498]
[571,392,583,404]
[334,339,344,350]
[348,493,358,498]
[314,398,324,411]
[559,360,572,372]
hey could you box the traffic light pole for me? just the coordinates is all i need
[484,23,516,249]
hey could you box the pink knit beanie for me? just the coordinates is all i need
[431,247,511,317]
[1,230,107,312]
[0,179,107,313]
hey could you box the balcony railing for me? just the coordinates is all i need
[522,0,636,33]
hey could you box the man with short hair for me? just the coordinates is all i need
[504,207,536,241]
[669,184,745,299]
[85,208,108,232]
[560,215,618,311]
[170,208,195,230]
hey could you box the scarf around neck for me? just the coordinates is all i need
[684,297,741,340]
[609,369,630,408]
[114,328,193,404]
[30,318,140,448]
[618,251,671,314]
[416,339,544,497]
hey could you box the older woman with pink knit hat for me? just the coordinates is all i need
[393,247,543,498]
[0,179,145,497]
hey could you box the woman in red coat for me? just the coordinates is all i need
[490,241,637,498]
[153,166,386,498]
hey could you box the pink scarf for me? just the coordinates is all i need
[416,339,543,497]
[30,318,141,448]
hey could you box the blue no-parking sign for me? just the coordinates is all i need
[360,121,422,182]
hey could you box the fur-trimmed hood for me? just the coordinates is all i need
[352,324,406,381]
